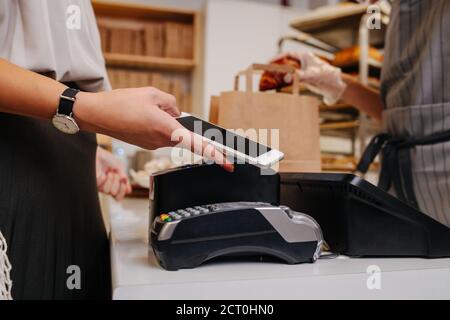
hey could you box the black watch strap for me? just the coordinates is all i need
[58,88,80,116]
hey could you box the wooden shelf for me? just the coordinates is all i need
[322,162,380,172]
[321,130,356,140]
[93,0,204,115]
[290,3,368,33]
[321,155,379,172]
[333,57,382,70]
[320,103,358,112]
[321,154,356,172]
[103,53,196,71]
[289,3,385,49]
[320,120,359,130]
[93,0,195,23]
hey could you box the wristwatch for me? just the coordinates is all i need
[52,88,80,134]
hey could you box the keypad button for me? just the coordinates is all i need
[194,206,208,213]
[159,213,172,222]
[169,205,220,220]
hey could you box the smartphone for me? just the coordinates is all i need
[176,113,284,168]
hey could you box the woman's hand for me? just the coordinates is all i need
[96,146,132,201]
[0,59,233,170]
[275,52,347,106]
[272,52,383,120]
[74,87,234,172]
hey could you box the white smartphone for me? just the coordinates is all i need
[176,113,284,168]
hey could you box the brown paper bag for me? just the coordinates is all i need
[218,64,321,173]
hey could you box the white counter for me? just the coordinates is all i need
[109,198,450,300]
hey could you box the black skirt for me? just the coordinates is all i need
[0,110,111,299]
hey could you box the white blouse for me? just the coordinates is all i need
[0,0,111,92]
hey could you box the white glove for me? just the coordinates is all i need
[280,52,347,106]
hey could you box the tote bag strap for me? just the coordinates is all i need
[234,63,300,95]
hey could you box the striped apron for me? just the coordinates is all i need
[360,0,450,226]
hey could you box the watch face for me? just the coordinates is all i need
[52,115,80,134]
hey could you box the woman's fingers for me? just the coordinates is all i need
[96,171,107,188]
[113,160,128,182]
[201,138,235,173]
[95,147,132,200]
[99,172,130,201]
[125,179,132,194]
[95,154,107,187]
[115,181,129,201]
[110,173,121,196]
[176,128,234,172]
[101,172,114,194]
[116,175,132,201]
[148,87,180,117]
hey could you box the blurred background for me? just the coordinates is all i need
[94,0,385,191]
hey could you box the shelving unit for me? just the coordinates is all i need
[288,2,387,172]
[290,3,386,50]
[92,0,203,114]
[90,0,207,168]
[92,0,204,152]
[290,3,368,32]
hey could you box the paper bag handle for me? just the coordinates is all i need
[234,63,300,95]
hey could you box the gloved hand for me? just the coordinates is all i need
[273,52,347,106]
